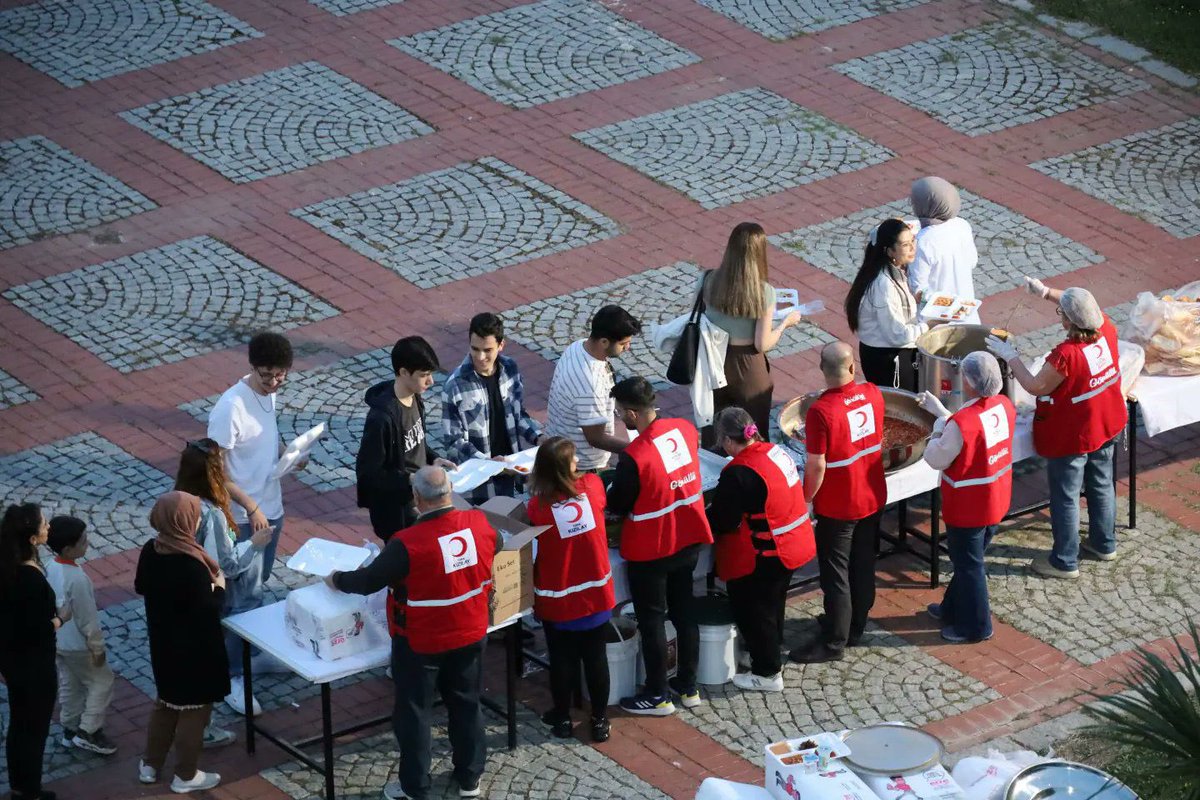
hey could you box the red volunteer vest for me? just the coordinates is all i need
[715,441,816,582]
[620,417,714,562]
[526,473,615,623]
[941,396,1016,528]
[807,382,887,520]
[1034,316,1127,459]
[387,509,497,655]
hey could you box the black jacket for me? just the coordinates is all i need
[355,381,441,515]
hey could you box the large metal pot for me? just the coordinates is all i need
[917,324,1017,412]
[777,387,935,474]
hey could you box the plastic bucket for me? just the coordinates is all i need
[619,605,678,684]
[583,616,640,707]
[694,595,738,686]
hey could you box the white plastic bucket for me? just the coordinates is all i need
[620,606,677,684]
[583,617,640,707]
[697,623,738,686]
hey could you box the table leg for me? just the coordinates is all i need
[930,489,941,590]
[897,499,908,550]
[506,624,518,751]
[243,639,255,755]
[321,684,336,800]
[1128,399,1138,530]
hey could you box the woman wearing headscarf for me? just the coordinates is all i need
[909,177,980,323]
[135,491,229,794]
[986,280,1127,580]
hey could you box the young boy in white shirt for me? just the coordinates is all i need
[46,516,117,756]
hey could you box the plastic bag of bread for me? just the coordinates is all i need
[1124,281,1200,376]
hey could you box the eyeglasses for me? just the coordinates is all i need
[186,439,216,455]
[1055,306,1064,317]
[254,367,288,385]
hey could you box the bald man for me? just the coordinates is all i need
[789,342,886,664]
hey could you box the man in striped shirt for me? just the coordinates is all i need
[545,305,642,472]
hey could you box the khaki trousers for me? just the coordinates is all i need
[56,650,115,734]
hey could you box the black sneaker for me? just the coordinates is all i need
[590,716,611,743]
[60,728,77,748]
[540,709,573,738]
[788,642,845,664]
[73,728,118,755]
[619,692,675,716]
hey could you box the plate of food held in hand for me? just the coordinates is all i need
[920,292,982,322]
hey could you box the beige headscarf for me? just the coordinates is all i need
[150,491,220,582]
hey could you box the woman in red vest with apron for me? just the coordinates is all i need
[526,437,615,743]
[987,281,1127,579]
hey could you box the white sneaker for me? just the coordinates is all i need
[383,781,409,799]
[171,769,220,793]
[138,759,158,784]
[225,675,263,716]
[732,671,784,693]
[202,724,237,748]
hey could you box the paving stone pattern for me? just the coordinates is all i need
[575,88,893,209]
[307,0,403,17]
[262,723,670,799]
[502,261,835,386]
[180,349,446,494]
[0,433,171,561]
[293,157,618,288]
[121,62,434,183]
[0,0,262,87]
[833,22,1149,136]
[771,190,1104,297]
[0,136,156,251]
[389,0,700,109]
[680,598,999,763]
[0,367,39,410]
[695,0,932,39]
[0,683,111,790]
[1031,116,1200,239]
[3,236,339,373]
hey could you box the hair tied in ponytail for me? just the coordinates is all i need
[743,424,758,440]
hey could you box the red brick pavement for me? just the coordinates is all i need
[2,0,1199,797]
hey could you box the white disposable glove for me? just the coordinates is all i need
[916,391,952,420]
[1023,275,1049,299]
[986,334,1019,362]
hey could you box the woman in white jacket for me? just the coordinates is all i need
[909,177,980,323]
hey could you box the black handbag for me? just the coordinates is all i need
[666,275,707,385]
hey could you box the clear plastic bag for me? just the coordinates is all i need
[1122,280,1200,376]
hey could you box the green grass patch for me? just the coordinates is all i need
[1034,0,1200,75]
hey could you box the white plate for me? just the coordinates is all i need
[286,538,372,577]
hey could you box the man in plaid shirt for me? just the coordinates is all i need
[441,313,543,498]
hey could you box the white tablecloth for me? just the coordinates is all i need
[1130,372,1200,437]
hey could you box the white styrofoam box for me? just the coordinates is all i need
[860,765,964,799]
[285,583,378,661]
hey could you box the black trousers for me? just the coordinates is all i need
[726,555,793,677]
[1,657,56,796]
[370,501,417,542]
[626,544,701,696]
[544,622,610,718]
[859,342,918,392]
[815,512,881,650]
[391,636,486,800]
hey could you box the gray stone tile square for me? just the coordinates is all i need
[695,0,932,39]
[0,0,262,87]
[833,22,1149,135]
[292,157,619,288]
[502,261,834,386]
[0,135,156,251]
[121,61,435,183]
[1031,117,1200,238]
[0,368,39,410]
[389,0,700,108]
[771,190,1104,298]
[0,432,172,560]
[307,0,403,16]
[574,88,894,209]
[3,236,339,373]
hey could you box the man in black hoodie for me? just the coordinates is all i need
[357,337,457,541]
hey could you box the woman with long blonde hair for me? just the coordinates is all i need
[699,222,803,444]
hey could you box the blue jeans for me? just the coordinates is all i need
[222,549,265,677]
[1046,437,1118,571]
[940,525,996,641]
[237,516,283,585]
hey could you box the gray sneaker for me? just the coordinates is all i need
[1030,553,1080,579]
[202,724,237,748]
[1079,541,1118,561]
[73,728,118,756]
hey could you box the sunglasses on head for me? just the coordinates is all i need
[186,439,216,455]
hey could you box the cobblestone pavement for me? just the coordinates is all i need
[1031,116,1200,238]
[307,0,402,17]
[121,62,435,183]
[0,0,261,87]
[390,0,699,109]
[575,88,893,209]
[0,136,155,251]
[502,261,835,385]
[4,236,339,372]
[695,0,931,38]
[772,190,1104,298]
[833,22,1149,135]
[293,157,618,288]
[0,367,38,410]
[0,433,171,560]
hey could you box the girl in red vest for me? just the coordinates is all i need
[987,281,1127,579]
[526,437,615,743]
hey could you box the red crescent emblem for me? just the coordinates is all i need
[854,410,868,426]
[668,436,680,453]
[990,414,1001,428]
[564,501,583,524]
[450,536,468,557]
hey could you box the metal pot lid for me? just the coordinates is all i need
[1005,761,1138,800]
[841,725,943,774]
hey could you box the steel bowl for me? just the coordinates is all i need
[1004,760,1138,800]
[778,387,935,474]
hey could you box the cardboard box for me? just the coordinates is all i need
[765,733,881,800]
[474,496,552,625]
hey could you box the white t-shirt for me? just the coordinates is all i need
[546,340,616,471]
[207,377,283,523]
[909,217,980,323]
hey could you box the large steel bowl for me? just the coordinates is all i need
[778,387,935,474]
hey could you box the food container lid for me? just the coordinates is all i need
[841,725,943,774]
[1004,761,1138,799]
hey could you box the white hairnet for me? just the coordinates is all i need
[1060,287,1103,330]
[962,351,1003,397]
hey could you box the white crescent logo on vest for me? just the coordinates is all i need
[766,444,801,487]
[981,406,1010,449]
[847,405,877,443]
[551,496,597,539]
[438,528,479,574]
[1082,338,1114,376]
[652,428,693,473]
